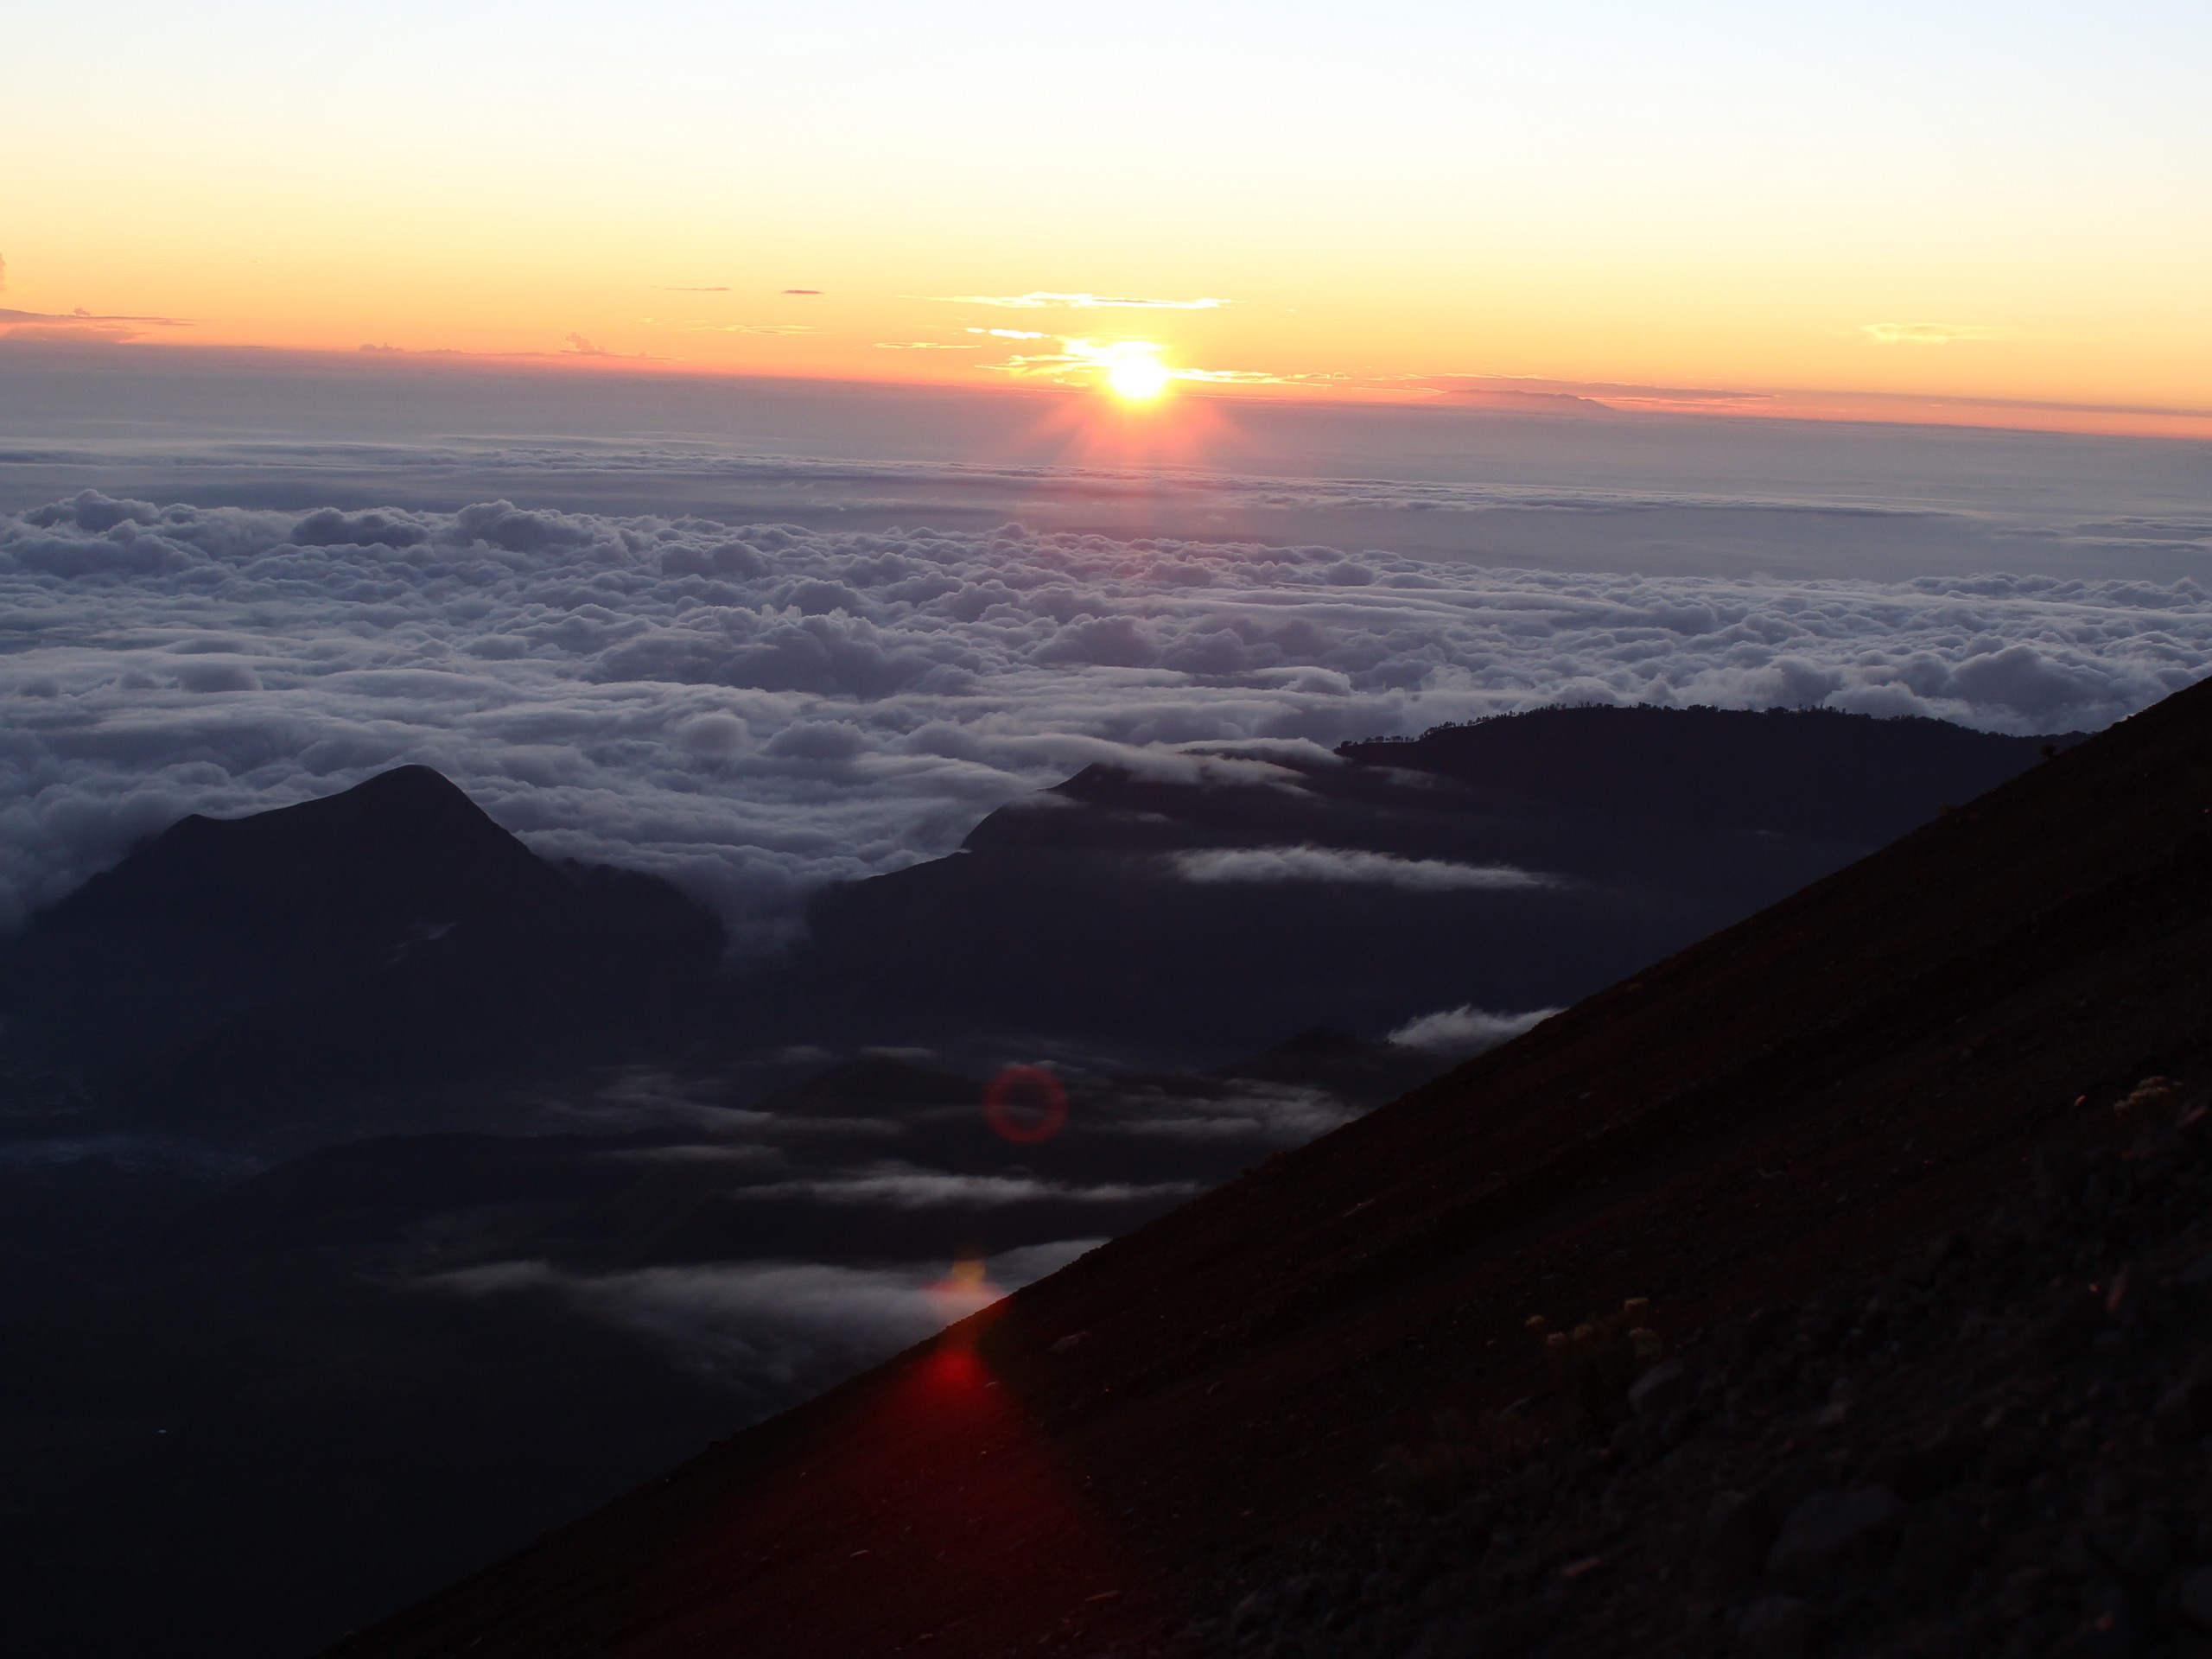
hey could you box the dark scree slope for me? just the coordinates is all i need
[322,678,2212,1657]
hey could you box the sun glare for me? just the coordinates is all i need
[1103,347,1172,404]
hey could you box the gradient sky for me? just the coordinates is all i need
[5,1,2208,432]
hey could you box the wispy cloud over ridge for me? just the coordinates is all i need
[734,1166,1200,1207]
[428,1239,1097,1400]
[1098,1084,1357,1145]
[1,487,2206,935]
[1389,1003,1557,1057]
[1170,846,1553,891]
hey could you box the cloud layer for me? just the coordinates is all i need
[3,488,2208,936]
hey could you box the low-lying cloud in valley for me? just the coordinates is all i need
[730,1166,1200,1208]
[428,1238,1100,1405]
[1096,1083,1360,1144]
[3,487,2209,934]
[1172,845,1553,890]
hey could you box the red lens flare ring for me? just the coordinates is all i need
[983,1065,1070,1144]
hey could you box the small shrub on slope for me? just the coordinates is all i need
[1535,1297,1667,1432]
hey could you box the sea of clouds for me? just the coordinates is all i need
[4,487,2209,938]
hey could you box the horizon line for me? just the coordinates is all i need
[3,335,2208,447]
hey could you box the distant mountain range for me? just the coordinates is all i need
[775,705,2074,1058]
[2,706,2071,1140]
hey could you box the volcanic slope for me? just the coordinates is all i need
[326,677,2212,1659]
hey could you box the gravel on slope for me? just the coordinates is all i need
[1104,1101,2212,1659]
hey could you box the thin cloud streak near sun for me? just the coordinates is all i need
[926,293,1232,311]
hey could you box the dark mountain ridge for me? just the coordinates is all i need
[2,707,2066,1137]
[774,706,2071,1059]
[0,765,724,1128]
[1338,702,2081,842]
[319,679,2212,1658]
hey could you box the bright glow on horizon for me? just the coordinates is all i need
[1102,345,1172,404]
[3,1,2208,438]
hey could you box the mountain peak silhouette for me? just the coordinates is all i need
[118,764,567,929]
[0,767,723,1123]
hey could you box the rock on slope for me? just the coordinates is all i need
[324,677,2212,1659]
[1139,1096,2212,1657]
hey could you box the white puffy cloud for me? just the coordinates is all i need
[2,486,2207,938]
[1389,1003,1559,1057]
[1170,845,1554,891]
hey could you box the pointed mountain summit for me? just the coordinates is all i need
[0,767,724,1127]
[325,682,2211,1658]
[49,764,574,962]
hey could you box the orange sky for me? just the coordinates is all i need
[4,1,2207,441]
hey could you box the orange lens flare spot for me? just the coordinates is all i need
[983,1064,1070,1144]
[925,1251,999,1325]
[941,1255,988,1291]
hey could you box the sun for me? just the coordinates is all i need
[1103,346,1172,404]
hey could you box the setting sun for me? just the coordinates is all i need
[1103,346,1172,404]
